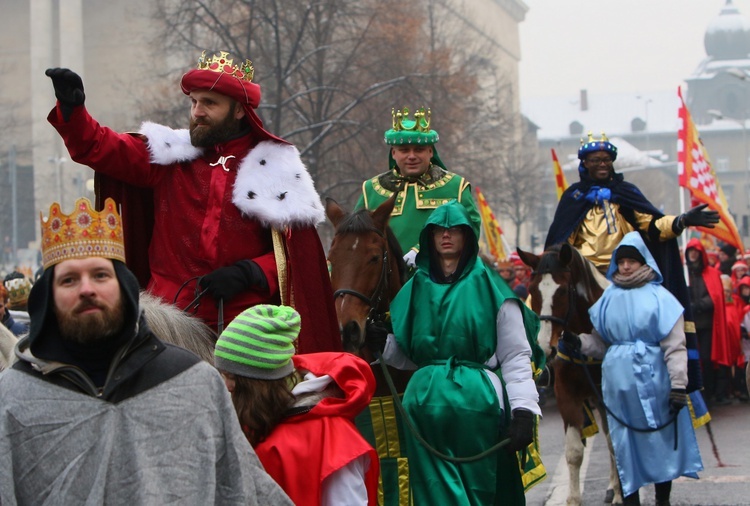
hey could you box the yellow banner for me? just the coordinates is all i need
[475,186,507,260]
[551,148,569,201]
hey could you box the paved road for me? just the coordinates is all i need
[525,392,750,506]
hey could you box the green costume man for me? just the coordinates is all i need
[378,200,545,505]
[355,107,481,269]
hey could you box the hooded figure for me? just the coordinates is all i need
[381,200,544,505]
[572,232,703,504]
[0,197,291,505]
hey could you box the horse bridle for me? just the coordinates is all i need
[532,265,578,331]
[332,226,391,324]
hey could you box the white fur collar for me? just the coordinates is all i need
[139,122,325,228]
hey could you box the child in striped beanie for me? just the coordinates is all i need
[215,304,379,506]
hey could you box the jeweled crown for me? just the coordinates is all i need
[392,107,431,133]
[197,50,254,82]
[40,197,126,270]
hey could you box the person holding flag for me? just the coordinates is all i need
[546,132,719,417]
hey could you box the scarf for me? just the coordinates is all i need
[612,265,656,289]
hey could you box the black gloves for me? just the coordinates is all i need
[506,409,535,452]
[668,388,688,415]
[365,320,390,354]
[198,260,267,303]
[560,330,582,353]
[673,203,720,233]
[45,68,86,121]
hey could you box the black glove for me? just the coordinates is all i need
[45,68,86,121]
[365,320,390,354]
[506,409,535,452]
[668,388,688,415]
[560,330,582,353]
[673,203,720,233]
[198,260,267,303]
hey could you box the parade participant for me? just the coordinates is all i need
[685,238,729,405]
[355,107,481,269]
[215,304,379,506]
[0,285,27,337]
[546,132,717,398]
[707,249,720,268]
[370,200,543,505]
[45,50,340,353]
[731,260,749,289]
[496,259,518,288]
[721,275,748,402]
[718,245,737,276]
[561,232,703,506]
[0,197,291,505]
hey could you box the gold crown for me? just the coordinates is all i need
[4,276,31,307]
[581,131,609,144]
[197,50,254,82]
[40,197,126,270]
[392,107,432,132]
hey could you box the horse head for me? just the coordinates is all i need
[325,195,404,355]
[518,243,609,359]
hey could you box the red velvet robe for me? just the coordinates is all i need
[256,353,379,506]
[48,105,340,353]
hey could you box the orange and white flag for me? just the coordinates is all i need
[475,186,508,260]
[551,148,569,201]
[677,87,744,252]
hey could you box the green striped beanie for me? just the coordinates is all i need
[214,304,300,380]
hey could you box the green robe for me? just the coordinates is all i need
[355,165,481,254]
[390,201,543,505]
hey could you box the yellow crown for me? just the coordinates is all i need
[4,276,32,308]
[197,50,254,82]
[40,197,126,270]
[391,106,432,132]
[582,131,609,144]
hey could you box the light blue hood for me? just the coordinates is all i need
[606,231,663,283]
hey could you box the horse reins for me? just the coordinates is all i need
[332,226,391,325]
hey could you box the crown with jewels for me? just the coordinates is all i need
[197,50,254,82]
[40,197,126,270]
[4,276,32,308]
[384,106,439,145]
[578,131,618,161]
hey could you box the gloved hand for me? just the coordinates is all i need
[45,68,86,121]
[506,409,535,452]
[198,260,267,303]
[560,330,582,353]
[668,388,688,415]
[674,203,720,233]
[403,249,418,269]
[365,320,390,354]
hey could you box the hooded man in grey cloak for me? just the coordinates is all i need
[0,197,291,506]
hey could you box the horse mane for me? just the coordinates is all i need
[337,209,406,284]
[139,291,217,365]
[541,244,609,304]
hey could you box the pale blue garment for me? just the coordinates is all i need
[590,232,703,497]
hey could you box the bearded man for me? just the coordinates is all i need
[0,197,292,505]
[45,51,340,353]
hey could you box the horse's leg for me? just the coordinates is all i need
[596,402,623,505]
[563,424,585,506]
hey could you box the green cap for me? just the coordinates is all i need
[384,106,439,146]
[214,304,300,380]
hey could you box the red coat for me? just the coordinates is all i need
[727,296,746,367]
[48,105,340,353]
[256,353,379,506]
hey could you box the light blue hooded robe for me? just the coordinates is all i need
[589,232,703,496]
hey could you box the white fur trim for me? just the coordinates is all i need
[139,122,203,164]
[232,141,325,228]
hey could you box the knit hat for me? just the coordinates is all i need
[214,304,300,380]
[720,244,737,256]
[615,245,646,265]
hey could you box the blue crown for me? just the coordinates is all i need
[578,132,618,161]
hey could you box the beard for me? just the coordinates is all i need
[189,109,245,147]
[55,296,126,345]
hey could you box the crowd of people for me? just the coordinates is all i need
[0,47,747,506]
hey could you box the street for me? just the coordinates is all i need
[526,392,750,506]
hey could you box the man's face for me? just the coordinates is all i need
[432,226,465,260]
[497,265,515,282]
[583,152,614,182]
[53,257,125,344]
[687,248,701,263]
[391,145,433,178]
[189,90,245,148]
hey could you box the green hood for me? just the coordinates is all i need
[416,200,479,276]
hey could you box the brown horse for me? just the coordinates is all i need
[518,243,622,506]
[325,195,414,505]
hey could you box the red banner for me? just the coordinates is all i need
[475,186,507,260]
[551,148,569,201]
[677,87,744,251]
